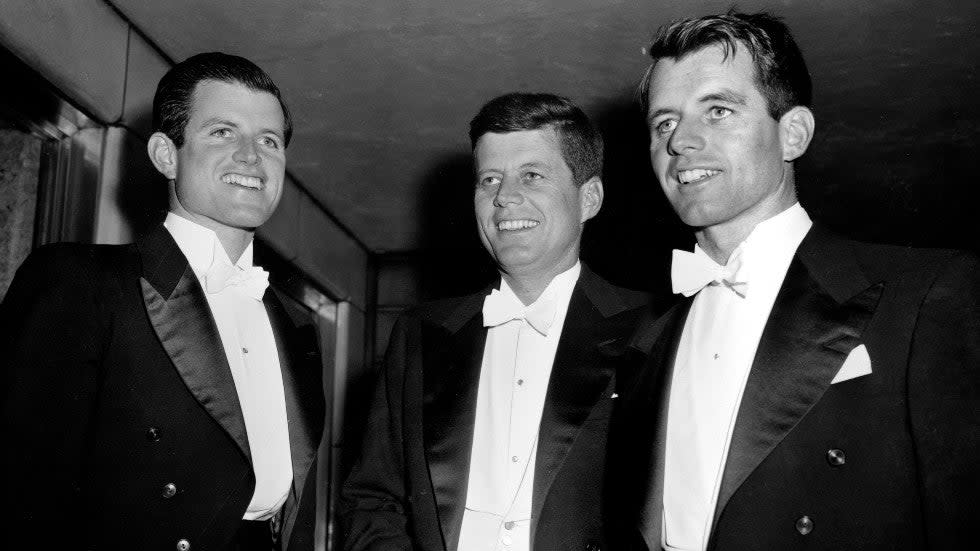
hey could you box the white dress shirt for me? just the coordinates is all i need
[458,262,581,551]
[663,204,812,551]
[164,213,293,521]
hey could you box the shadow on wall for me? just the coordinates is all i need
[113,126,169,238]
[415,151,497,301]
[586,93,691,298]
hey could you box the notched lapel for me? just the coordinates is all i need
[138,227,250,464]
[711,256,883,533]
[422,311,486,550]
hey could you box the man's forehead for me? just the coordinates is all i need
[186,79,285,130]
[476,128,562,160]
[647,44,759,105]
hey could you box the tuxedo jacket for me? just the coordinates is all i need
[0,225,325,550]
[605,225,980,550]
[341,266,648,551]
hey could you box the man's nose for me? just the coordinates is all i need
[233,139,261,165]
[667,118,706,156]
[493,178,524,207]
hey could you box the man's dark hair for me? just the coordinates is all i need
[152,52,293,148]
[640,11,811,120]
[469,92,603,186]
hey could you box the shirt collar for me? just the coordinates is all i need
[163,212,254,278]
[497,261,582,310]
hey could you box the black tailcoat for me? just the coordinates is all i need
[0,225,325,550]
[606,225,980,550]
[341,266,649,551]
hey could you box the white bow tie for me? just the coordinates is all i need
[203,261,269,301]
[482,288,557,336]
[670,248,747,298]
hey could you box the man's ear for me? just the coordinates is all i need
[579,177,604,223]
[780,106,815,162]
[147,132,178,180]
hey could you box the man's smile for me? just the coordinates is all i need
[496,218,540,231]
[676,168,722,185]
[221,172,264,189]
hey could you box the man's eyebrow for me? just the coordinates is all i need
[699,89,748,105]
[199,117,238,129]
[519,161,552,171]
[647,107,675,124]
[198,118,284,139]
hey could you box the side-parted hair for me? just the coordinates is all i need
[640,11,812,120]
[152,52,293,148]
[469,92,603,186]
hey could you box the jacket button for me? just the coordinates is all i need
[146,427,162,442]
[162,483,178,499]
[796,515,814,535]
[176,539,191,551]
[826,448,846,467]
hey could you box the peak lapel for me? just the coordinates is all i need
[138,226,251,464]
[422,293,486,550]
[530,284,610,530]
[710,231,883,538]
[263,291,325,546]
[630,298,692,549]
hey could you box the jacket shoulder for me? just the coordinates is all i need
[581,269,651,318]
[843,237,976,283]
[13,242,137,287]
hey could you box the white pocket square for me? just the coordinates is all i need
[831,344,872,384]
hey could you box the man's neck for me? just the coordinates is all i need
[167,209,254,263]
[212,226,253,264]
[501,260,578,306]
[695,188,799,265]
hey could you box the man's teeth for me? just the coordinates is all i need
[497,219,539,231]
[221,174,262,189]
[677,169,720,184]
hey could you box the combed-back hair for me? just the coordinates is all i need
[469,92,603,186]
[640,11,812,120]
[152,52,292,148]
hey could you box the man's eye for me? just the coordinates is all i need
[655,119,677,135]
[709,107,732,119]
[211,128,233,138]
[259,136,281,149]
[479,176,501,187]
[522,171,543,181]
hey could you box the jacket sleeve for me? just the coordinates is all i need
[907,251,980,547]
[339,315,416,550]
[0,245,107,539]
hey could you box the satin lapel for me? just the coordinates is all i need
[631,299,692,549]
[138,226,250,463]
[264,291,325,546]
[422,295,486,551]
[710,247,883,536]
[529,281,622,539]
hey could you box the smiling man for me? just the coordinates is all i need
[341,93,648,550]
[605,12,979,551]
[0,53,324,551]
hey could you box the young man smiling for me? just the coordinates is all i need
[1,53,324,551]
[341,93,648,551]
[606,12,979,551]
